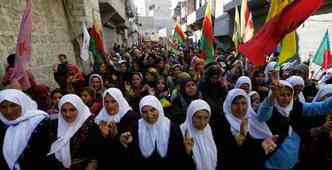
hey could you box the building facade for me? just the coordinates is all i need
[0,0,139,87]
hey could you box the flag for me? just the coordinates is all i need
[232,6,241,50]
[199,0,214,65]
[239,0,323,65]
[240,0,254,42]
[89,14,106,65]
[80,23,90,61]
[312,30,332,71]
[11,0,32,90]
[266,0,297,65]
[173,23,186,47]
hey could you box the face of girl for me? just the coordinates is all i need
[141,106,159,124]
[131,74,142,88]
[185,81,198,97]
[80,91,93,105]
[145,72,154,82]
[61,103,79,123]
[157,78,166,92]
[192,110,209,130]
[293,85,304,96]
[239,83,250,94]
[0,100,22,121]
[231,96,248,119]
[91,77,102,90]
[100,64,107,74]
[51,92,63,106]
[104,95,119,115]
[195,62,204,72]
[254,73,265,85]
[277,87,293,107]
[250,94,260,112]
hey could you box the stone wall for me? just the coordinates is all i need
[0,0,103,88]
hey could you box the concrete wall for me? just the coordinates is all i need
[0,0,102,87]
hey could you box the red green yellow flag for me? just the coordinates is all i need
[312,30,332,71]
[89,14,106,64]
[266,0,297,65]
[173,23,186,47]
[199,0,214,65]
[240,0,254,42]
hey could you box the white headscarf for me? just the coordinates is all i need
[180,99,217,170]
[274,80,294,118]
[235,76,252,92]
[138,95,170,158]
[286,75,306,103]
[247,91,273,139]
[264,62,277,82]
[223,89,250,136]
[313,84,332,102]
[95,88,132,124]
[0,89,48,170]
[48,94,91,168]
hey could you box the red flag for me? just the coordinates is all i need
[11,0,32,89]
[323,51,332,71]
[239,0,324,65]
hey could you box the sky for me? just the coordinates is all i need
[134,0,184,16]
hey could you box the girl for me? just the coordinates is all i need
[48,94,98,170]
[0,89,50,170]
[180,99,219,170]
[119,96,188,170]
[94,88,140,170]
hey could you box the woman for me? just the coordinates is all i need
[256,78,332,170]
[126,72,144,112]
[89,74,105,100]
[219,89,264,170]
[172,77,201,124]
[66,65,85,94]
[235,76,252,94]
[190,57,205,82]
[180,99,218,170]
[47,88,64,119]
[252,70,269,102]
[80,87,103,116]
[286,75,306,103]
[48,94,98,170]
[94,88,140,170]
[0,89,50,170]
[249,91,261,112]
[299,84,332,169]
[119,95,188,170]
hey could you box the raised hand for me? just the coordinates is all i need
[120,132,133,147]
[99,121,110,138]
[109,122,119,138]
[183,129,194,155]
[262,135,279,155]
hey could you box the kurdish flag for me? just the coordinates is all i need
[312,30,332,71]
[89,14,106,65]
[240,0,254,43]
[199,0,214,65]
[239,0,323,65]
[173,23,186,48]
[266,0,297,65]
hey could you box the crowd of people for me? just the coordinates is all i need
[1,42,332,170]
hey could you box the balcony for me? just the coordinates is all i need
[99,0,126,25]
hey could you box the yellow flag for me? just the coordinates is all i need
[266,0,297,65]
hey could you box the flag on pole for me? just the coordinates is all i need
[239,0,323,65]
[80,23,90,61]
[311,30,332,71]
[10,0,32,90]
[232,6,241,50]
[240,0,254,42]
[173,23,186,48]
[89,14,106,64]
[199,0,214,65]
[266,0,297,65]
